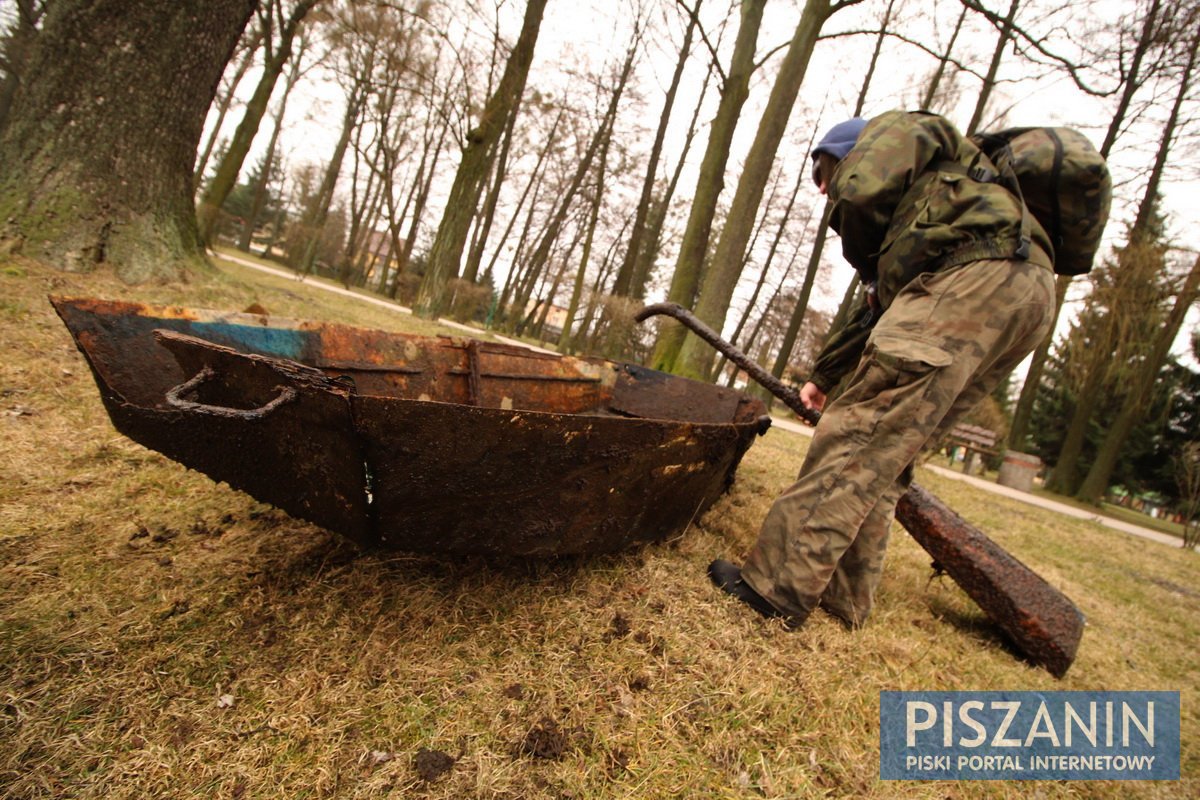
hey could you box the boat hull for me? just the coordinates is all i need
[53,297,769,556]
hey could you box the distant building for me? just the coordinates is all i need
[524,298,570,338]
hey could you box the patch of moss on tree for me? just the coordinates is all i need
[0,180,211,282]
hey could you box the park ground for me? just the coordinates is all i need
[1,254,1197,798]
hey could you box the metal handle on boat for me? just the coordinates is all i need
[165,366,298,420]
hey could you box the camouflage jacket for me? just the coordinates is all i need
[809,110,1054,392]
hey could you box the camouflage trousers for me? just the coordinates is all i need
[740,258,1056,628]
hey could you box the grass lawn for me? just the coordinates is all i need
[2,256,1197,798]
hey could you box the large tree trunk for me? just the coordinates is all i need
[0,0,256,281]
[651,0,766,373]
[415,0,549,318]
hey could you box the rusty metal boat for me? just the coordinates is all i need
[52,297,769,556]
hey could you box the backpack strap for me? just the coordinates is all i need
[934,149,1032,261]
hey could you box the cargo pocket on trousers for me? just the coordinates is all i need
[839,332,954,450]
[869,331,954,387]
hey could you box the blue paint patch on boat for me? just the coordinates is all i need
[190,322,310,361]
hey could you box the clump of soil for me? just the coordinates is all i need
[517,716,571,760]
[606,612,631,640]
[413,748,455,782]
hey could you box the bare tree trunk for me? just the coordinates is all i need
[375,128,426,294]
[520,222,583,338]
[920,4,967,111]
[197,0,320,244]
[299,87,365,275]
[611,0,701,297]
[415,0,548,318]
[1048,20,1195,495]
[483,108,564,304]
[1100,0,1162,156]
[651,0,766,373]
[629,58,715,301]
[461,92,521,284]
[511,42,636,330]
[558,124,613,351]
[676,0,859,380]
[195,25,262,187]
[496,174,550,319]
[966,0,1020,135]
[765,0,891,388]
[559,39,641,352]
[237,36,307,252]
[714,167,810,378]
[343,127,386,287]
[577,219,630,350]
[392,119,450,296]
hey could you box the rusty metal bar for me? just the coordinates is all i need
[636,302,1085,677]
[315,360,423,374]
[635,302,818,426]
[444,370,603,383]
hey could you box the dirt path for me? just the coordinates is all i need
[766,414,1189,550]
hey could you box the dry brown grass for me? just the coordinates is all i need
[1,255,1197,798]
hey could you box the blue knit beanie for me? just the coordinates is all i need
[811,117,868,162]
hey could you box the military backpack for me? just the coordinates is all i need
[941,127,1112,276]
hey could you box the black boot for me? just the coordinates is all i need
[707,559,802,627]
